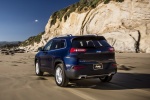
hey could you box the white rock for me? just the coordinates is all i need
[26,0,150,53]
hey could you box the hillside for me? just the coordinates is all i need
[20,0,150,53]
[20,31,45,51]
[20,31,44,46]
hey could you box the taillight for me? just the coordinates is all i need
[72,65,85,70]
[108,47,115,52]
[70,48,86,53]
[112,63,117,67]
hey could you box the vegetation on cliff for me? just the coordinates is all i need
[20,31,45,46]
[21,0,124,47]
[50,0,124,26]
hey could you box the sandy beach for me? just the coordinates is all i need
[0,53,150,100]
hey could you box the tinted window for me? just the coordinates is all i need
[100,40,110,47]
[60,40,66,48]
[50,39,66,50]
[72,39,110,48]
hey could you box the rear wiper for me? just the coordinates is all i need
[84,46,96,48]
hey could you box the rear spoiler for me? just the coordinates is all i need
[72,36,106,41]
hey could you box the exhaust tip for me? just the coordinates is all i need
[108,72,116,76]
[78,75,87,79]
[80,77,86,79]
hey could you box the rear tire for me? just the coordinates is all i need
[99,75,113,82]
[35,61,44,76]
[55,64,69,87]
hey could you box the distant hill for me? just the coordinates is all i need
[0,41,21,48]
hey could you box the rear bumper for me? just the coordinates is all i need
[77,71,116,79]
[65,63,117,79]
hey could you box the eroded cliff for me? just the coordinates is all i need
[24,0,150,53]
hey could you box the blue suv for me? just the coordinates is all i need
[35,35,117,87]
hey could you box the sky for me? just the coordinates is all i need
[0,0,79,41]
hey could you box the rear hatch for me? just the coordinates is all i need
[70,36,115,62]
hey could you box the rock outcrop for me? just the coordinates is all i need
[24,0,150,53]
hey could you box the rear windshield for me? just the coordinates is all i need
[72,38,110,48]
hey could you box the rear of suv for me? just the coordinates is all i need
[35,35,117,87]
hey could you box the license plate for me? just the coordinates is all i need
[93,64,103,70]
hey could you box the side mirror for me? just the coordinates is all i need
[38,47,43,51]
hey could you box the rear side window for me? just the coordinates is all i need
[72,38,110,48]
[50,39,66,50]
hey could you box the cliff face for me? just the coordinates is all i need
[25,0,150,53]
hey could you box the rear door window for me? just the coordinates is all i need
[50,39,66,50]
[43,40,53,51]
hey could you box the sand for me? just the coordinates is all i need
[0,52,150,100]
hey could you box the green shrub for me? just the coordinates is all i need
[21,31,45,47]
[64,6,77,21]
[50,0,124,26]
[90,0,101,8]
[104,0,124,4]
[104,0,111,4]
[116,0,124,2]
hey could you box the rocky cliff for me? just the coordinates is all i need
[23,0,150,53]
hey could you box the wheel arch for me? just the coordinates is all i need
[34,57,39,66]
[54,59,65,70]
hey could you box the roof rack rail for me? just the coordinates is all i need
[56,34,72,38]
[82,34,98,36]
